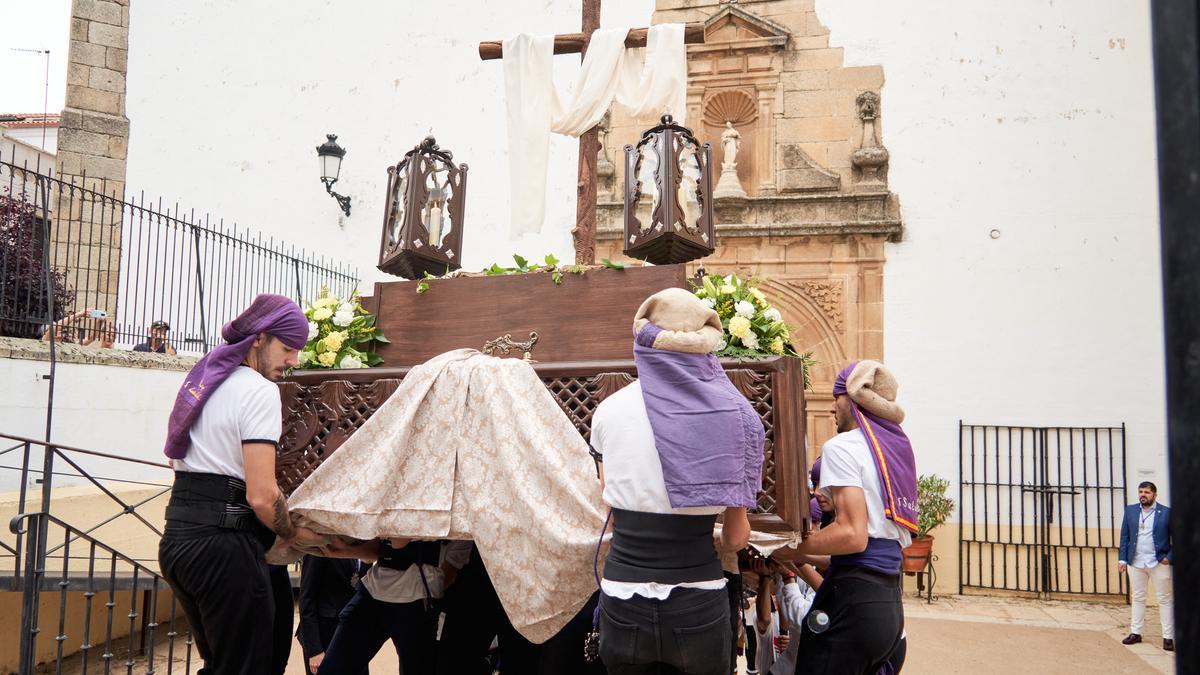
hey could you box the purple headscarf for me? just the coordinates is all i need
[633,323,765,509]
[163,294,309,460]
[833,362,919,534]
[809,456,824,522]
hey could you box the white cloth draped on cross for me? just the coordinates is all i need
[503,23,688,236]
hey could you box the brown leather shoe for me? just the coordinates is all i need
[1122,633,1142,645]
[1163,639,1174,652]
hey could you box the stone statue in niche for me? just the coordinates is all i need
[597,110,616,199]
[851,91,889,187]
[714,121,749,200]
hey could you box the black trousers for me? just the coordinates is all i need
[792,567,904,675]
[270,564,294,675]
[745,620,758,672]
[319,586,438,675]
[598,588,731,675]
[159,525,273,675]
[437,551,540,675]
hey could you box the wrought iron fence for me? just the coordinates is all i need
[1,432,195,673]
[1,146,360,354]
[959,423,1128,599]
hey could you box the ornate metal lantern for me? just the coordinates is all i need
[623,114,715,265]
[378,135,468,279]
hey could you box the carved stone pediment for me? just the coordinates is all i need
[700,5,791,54]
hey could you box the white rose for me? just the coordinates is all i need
[337,303,355,316]
[741,332,760,350]
[763,308,782,323]
[702,297,716,309]
[338,354,363,369]
[735,300,755,318]
[307,321,318,341]
[332,310,354,327]
[297,350,311,365]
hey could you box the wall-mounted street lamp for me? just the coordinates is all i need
[316,134,352,216]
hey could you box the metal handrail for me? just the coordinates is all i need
[10,511,194,673]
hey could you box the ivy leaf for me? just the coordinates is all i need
[551,268,564,285]
[513,254,530,270]
[416,280,430,294]
[544,253,560,267]
[600,258,626,270]
[486,263,509,276]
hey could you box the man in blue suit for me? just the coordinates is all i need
[1118,481,1173,652]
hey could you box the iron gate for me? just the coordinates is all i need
[959,423,1128,598]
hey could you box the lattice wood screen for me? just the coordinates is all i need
[277,357,807,532]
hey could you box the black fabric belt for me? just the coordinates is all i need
[376,540,441,572]
[603,508,722,585]
[165,471,273,544]
[827,565,902,588]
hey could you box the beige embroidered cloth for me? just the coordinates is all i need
[287,349,607,643]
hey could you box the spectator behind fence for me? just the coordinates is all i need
[133,319,177,355]
[41,308,108,345]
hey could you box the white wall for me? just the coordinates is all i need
[0,358,180,493]
[125,1,655,289]
[817,0,1168,504]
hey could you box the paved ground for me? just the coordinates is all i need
[33,593,1175,673]
[902,593,1174,674]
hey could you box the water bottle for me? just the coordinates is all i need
[806,609,831,634]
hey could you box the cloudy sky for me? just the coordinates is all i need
[1,0,70,115]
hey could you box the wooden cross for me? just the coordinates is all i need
[479,2,705,265]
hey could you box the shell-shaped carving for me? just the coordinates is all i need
[703,90,758,127]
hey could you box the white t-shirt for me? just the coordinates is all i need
[755,579,813,675]
[1133,506,1159,569]
[172,366,282,479]
[591,382,726,599]
[363,540,473,604]
[818,430,912,549]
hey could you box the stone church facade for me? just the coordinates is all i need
[598,0,902,449]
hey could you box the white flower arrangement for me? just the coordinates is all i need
[297,288,389,370]
[692,273,797,358]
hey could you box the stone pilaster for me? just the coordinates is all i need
[55,0,131,318]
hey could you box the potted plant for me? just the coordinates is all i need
[902,474,955,573]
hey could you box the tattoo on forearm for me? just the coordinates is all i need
[269,492,296,539]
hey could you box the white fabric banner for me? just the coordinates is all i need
[503,24,687,236]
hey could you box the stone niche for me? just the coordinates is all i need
[598,0,903,452]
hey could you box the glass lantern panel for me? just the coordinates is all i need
[320,153,341,183]
[388,171,407,247]
[675,140,703,233]
[634,134,662,233]
[422,159,451,248]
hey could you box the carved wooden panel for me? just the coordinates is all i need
[277,357,808,533]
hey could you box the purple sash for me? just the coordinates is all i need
[834,364,918,534]
[163,294,308,459]
[632,323,764,509]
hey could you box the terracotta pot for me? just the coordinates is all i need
[902,535,934,573]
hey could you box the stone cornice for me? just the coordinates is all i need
[598,190,904,241]
[0,337,197,371]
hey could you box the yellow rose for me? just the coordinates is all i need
[313,296,338,309]
[317,351,336,367]
[769,337,785,355]
[728,315,751,339]
[312,307,333,321]
[719,284,737,295]
[323,331,346,352]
